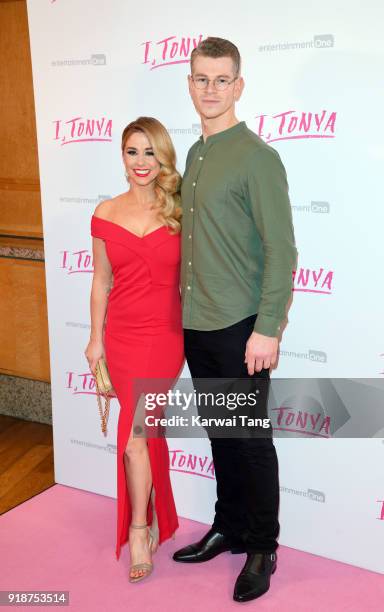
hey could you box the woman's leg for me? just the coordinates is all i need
[124,431,152,578]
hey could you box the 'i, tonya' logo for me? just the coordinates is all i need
[169,449,215,479]
[66,370,116,396]
[142,34,203,70]
[67,371,117,397]
[60,250,93,274]
[256,110,336,144]
[292,267,334,294]
[272,406,331,438]
[53,117,112,145]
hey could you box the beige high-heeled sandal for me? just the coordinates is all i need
[149,487,159,553]
[129,524,153,583]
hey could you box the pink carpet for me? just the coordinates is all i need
[1,484,383,611]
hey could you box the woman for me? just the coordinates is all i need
[84,117,184,582]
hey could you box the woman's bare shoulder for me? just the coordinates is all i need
[93,194,126,219]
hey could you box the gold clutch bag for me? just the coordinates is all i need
[94,358,114,435]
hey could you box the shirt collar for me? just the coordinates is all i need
[199,121,247,146]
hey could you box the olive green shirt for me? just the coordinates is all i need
[180,121,298,337]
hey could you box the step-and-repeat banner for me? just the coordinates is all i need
[27,0,383,573]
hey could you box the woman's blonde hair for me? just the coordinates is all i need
[121,117,182,234]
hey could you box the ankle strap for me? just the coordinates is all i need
[130,524,148,530]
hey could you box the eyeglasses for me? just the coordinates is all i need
[191,76,238,91]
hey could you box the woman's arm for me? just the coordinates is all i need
[90,236,112,341]
[85,236,113,374]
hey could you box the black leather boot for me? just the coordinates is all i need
[233,552,277,602]
[173,527,245,563]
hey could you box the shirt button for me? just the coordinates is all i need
[192,182,196,187]
[190,207,194,212]
[199,156,203,160]
[187,285,191,290]
[188,234,192,239]
[188,261,192,266]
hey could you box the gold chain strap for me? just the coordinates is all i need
[95,376,111,436]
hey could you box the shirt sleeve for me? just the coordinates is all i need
[245,146,298,337]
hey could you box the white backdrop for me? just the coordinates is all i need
[26,0,384,573]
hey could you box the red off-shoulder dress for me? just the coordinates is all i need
[91,215,184,560]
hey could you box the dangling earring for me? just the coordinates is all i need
[124,170,130,182]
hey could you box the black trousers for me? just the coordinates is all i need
[184,314,280,553]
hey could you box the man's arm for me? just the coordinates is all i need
[245,146,298,373]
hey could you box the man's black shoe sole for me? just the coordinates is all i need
[173,547,245,563]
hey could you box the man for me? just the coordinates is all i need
[173,37,297,603]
